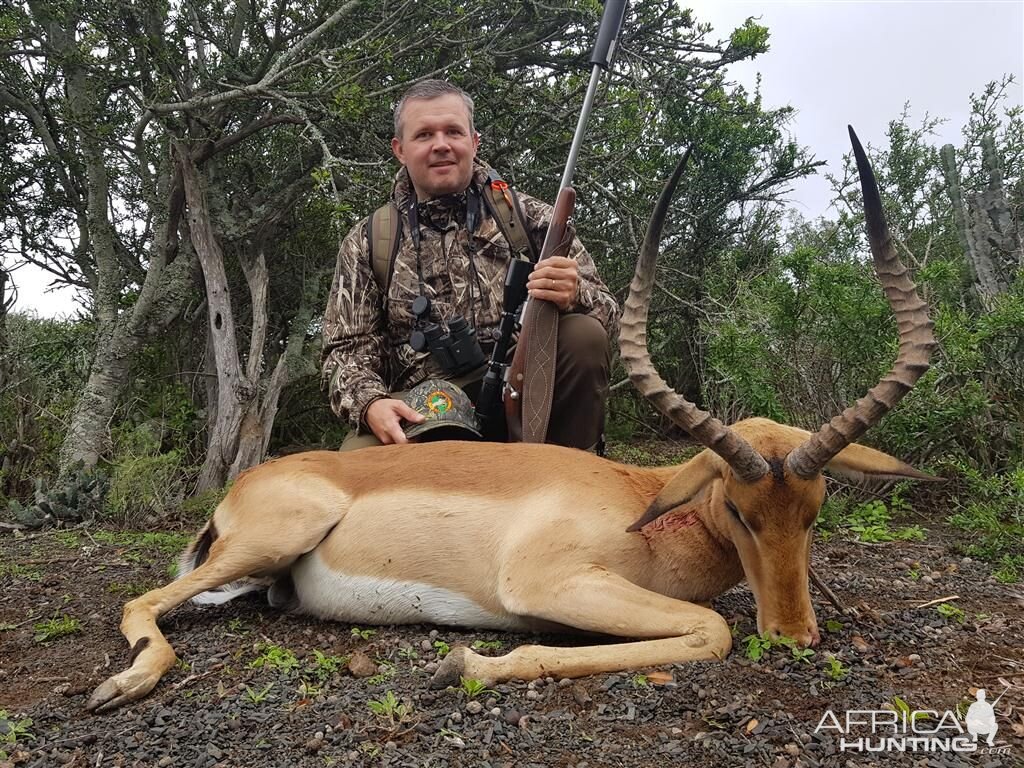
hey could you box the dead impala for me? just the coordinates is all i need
[88,128,937,713]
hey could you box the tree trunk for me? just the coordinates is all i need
[58,328,138,470]
[0,267,11,392]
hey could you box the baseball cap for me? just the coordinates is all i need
[403,379,483,441]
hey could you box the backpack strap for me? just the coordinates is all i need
[366,202,402,296]
[481,169,539,263]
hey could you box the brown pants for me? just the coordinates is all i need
[340,313,610,452]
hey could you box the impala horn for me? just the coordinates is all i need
[785,127,937,479]
[619,148,770,486]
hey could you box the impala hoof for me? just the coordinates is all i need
[429,646,471,689]
[86,667,160,713]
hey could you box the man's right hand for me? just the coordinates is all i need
[364,398,426,445]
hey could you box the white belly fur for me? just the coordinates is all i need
[291,551,529,631]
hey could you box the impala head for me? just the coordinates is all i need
[620,129,938,647]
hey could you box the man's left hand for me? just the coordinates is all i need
[527,256,578,311]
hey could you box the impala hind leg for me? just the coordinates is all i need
[431,565,732,687]
[87,502,342,712]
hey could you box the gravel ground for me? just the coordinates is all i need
[1,505,1022,767]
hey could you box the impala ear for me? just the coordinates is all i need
[824,443,941,484]
[627,450,722,532]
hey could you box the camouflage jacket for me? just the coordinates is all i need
[322,161,620,430]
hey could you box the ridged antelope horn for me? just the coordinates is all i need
[785,127,937,479]
[619,149,770,483]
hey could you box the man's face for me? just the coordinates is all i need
[392,94,479,200]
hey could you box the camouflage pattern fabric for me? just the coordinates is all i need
[402,379,482,440]
[322,160,620,431]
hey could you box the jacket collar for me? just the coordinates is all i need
[391,159,494,212]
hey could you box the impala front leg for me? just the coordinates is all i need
[431,565,732,687]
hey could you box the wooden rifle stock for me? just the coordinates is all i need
[504,186,576,442]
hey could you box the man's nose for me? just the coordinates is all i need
[430,132,452,151]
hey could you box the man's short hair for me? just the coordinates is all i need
[393,80,475,139]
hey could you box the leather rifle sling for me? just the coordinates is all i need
[513,186,576,443]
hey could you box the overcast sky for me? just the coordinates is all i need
[10,0,1024,317]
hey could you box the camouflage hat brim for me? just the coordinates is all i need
[403,379,482,440]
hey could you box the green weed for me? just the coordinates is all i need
[935,602,966,624]
[248,644,300,673]
[33,616,81,643]
[457,677,497,699]
[242,682,275,704]
[350,627,376,641]
[367,690,412,723]
[309,649,349,681]
[824,654,850,681]
[471,639,503,651]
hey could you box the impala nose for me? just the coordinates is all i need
[766,624,819,648]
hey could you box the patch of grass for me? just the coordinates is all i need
[791,647,815,665]
[367,690,412,724]
[818,493,925,543]
[742,632,814,664]
[945,461,1023,581]
[0,710,34,744]
[242,682,275,704]
[53,531,80,548]
[471,639,503,651]
[0,563,42,581]
[433,640,450,658]
[935,602,966,624]
[397,646,419,662]
[92,530,191,554]
[33,615,81,643]
[630,673,650,688]
[457,677,497,699]
[824,619,843,633]
[248,644,300,673]
[308,650,349,682]
[366,660,396,685]
[847,500,925,543]
[105,581,156,598]
[823,654,850,681]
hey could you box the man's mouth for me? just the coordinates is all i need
[430,160,456,168]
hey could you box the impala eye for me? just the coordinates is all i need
[726,500,743,523]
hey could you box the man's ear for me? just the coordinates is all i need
[391,137,405,165]
[472,131,480,154]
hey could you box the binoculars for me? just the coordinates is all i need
[410,296,487,377]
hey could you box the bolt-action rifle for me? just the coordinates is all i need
[497,0,627,442]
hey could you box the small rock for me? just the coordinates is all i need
[347,651,378,678]
[450,711,463,723]
[157,757,173,767]
[490,707,501,717]
[921,575,934,585]
[571,684,593,707]
[304,737,324,753]
[206,743,224,760]
[784,742,800,756]
[466,701,483,715]
[558,678,572,687]
[503,708,522,725]
[526,690,540,700]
